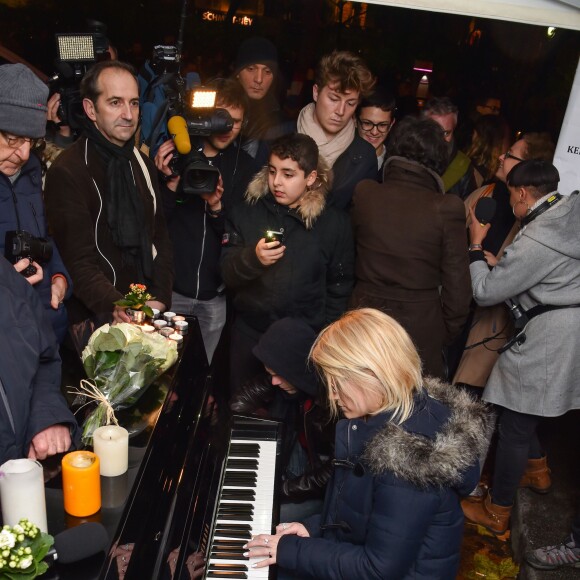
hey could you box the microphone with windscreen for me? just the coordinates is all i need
[474,197,497,225]
[46,522,109,564]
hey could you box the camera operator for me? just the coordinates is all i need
[0,63,72,343]
[155,79,258,363]
[44,61,173,345]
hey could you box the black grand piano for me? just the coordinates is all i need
[42,318,283,580]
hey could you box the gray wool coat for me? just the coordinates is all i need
[470,192,580,416]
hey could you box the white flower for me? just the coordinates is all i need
[12,524,23,534]
[19,556,33,569]
[0,529,15,549]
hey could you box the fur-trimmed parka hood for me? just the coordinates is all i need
[244,156,332,230]
[362,378,494,489]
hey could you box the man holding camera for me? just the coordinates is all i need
[0,63,72,343]
[154,78,258,363]
[45,61,172,340]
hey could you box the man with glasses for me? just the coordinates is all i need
[154,78,258,363]
[423,96,477,200]
[0,63,72,343]
[297,50,377,209]
[356,87,396,177]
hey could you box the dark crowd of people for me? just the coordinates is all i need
[1,31,579,579]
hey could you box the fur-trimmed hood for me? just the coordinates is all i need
[244,157,332,230]
[362,378,494,489]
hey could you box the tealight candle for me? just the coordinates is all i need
[0,459,47,532]
[172,315,186,323]
[163,311,176,325]
[168,332,183,348]
[151,308,160,319]
[153,319,168,330]
[93,425,129,477]
[140,324,155,333]
[62,451,101,517]
[159,327,174,338]
[174,320,189,335]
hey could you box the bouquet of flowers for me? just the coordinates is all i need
[74,323,178,444]
[113,283,154,318]
[0,519,53,579]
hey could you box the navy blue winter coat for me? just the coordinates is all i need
[0,154,72,342]
[276,379,492,579]
[0,257,79,465]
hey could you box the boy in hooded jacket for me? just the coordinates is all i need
[221,133,354,396]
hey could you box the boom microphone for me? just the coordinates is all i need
[474,197,497,225]
[167,115,192,155]
[46,522,109,564]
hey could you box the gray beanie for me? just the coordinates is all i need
[0,64,49,139]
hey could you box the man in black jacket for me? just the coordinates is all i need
[156,79,258,363]
[296,50,377,209]
[0,256,79,465]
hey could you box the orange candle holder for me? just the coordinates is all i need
[61,451,101,517]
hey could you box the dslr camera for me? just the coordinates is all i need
[5,231,53,277]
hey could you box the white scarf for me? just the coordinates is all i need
[297,103,355,167]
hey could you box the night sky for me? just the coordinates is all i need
[1,0,579,138]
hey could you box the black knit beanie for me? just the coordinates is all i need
[234,37,278,74]
[252,318,319,397]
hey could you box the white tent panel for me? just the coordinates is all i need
[360,0,580,30]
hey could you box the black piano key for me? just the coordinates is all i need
[218,502,254,510]
[215,523,252,530]
[223,480,256,488]
[212,539,247,548]
[210,552,248,560]
[224,471,257,480]
[218,506,254,515]
[229,443,260,458]
[220,489,255,500]
[207,572,248,579]
[209,564,248,571]
[211,546,242,555]
[226,459,259,470]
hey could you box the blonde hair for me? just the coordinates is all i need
[310,309,423,424]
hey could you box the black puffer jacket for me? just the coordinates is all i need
[221,166,354,335]
[231,374,334,502]
[0,256,79,464]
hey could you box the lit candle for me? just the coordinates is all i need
[140,324,155,333]
[0,459,47,532]
[93,425,129,477]
[168,333,183,348]
[62,451,101,517]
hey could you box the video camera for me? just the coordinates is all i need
[144,46,234,196]
[49,20,111,130]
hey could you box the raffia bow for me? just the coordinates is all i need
[69,379,119,427]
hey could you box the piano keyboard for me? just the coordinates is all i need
[207,439,277,579]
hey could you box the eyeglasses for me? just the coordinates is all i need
[0,131,42,150]
[504,150,525,162]
[358,119,392,134]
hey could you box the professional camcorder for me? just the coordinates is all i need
[49,20,111,130]
[5,230,53,277]
[143,45,234,195]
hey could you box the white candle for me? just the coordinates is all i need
[0,459,47,532]
[92,426,129,477]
